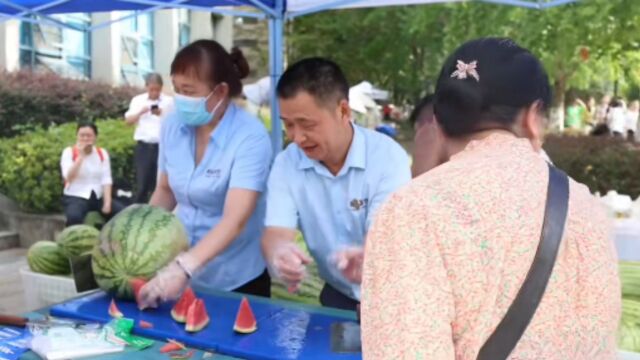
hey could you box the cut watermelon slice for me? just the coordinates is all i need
[185,298,209,332]
[139,320,153,329]
[108,299,123,318]
[129,278,147,309]
[171,287,196,323]
[160,341,185,353]
[233,297,257,334]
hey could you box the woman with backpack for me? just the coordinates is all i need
[60,122,125,226]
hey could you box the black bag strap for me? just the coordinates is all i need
[477,164,569,360]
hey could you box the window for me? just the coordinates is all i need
[19,13,91,79]
[119,11,154,85]
[178,9,191,48]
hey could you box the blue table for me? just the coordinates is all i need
[20,286,360,360]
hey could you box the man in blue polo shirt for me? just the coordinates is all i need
[262,58,411,310]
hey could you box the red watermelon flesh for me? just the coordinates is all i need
[171,287,196,323]
[129,278,147,309]
[233,297,257,334]
[108,299,123,318]
[185,298,209,332]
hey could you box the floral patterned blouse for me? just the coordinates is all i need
[361,133,620,360]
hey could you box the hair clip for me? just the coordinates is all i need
[450,60,479,82]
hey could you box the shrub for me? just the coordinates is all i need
[0,120,135,213]
[0,71,140,137]
[544,135,640,198]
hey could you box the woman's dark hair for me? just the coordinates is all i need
[77,122,98,136]
[434,38,552,137]
[609,98,623,108]
[409,94,434,125]
[170,40,250,97]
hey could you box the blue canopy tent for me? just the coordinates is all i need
[0,0,578,153]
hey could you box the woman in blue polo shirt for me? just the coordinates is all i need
[139,40,273,308]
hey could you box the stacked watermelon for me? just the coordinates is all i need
[27,224,100,276]
[92,205,189,299]
[27,241,71,275]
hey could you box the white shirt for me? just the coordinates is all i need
[608,107,627,134]
[60,146,112,199]
[626,110,639,133]
[124,93,174,143]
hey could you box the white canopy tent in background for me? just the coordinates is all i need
[0,0,578,153]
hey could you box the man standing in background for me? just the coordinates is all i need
[124,73,173,203]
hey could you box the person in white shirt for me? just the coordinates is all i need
[607,98,627,138]
[60,123,125,226]
[626,100,639,141]
[124,73,174,203]
[242,76,270,116]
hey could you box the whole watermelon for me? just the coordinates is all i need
[28,241,71,275]
[56,224,100,258]
[92,205,189,299]
[83,211,106,229]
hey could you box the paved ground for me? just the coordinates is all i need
[0,248,28,314]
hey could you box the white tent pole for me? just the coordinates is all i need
[286,0,367,19]
[478,0,539,8]
[120,0,266,19]
[268,0,284,154]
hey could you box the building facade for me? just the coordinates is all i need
[0,10,233,86]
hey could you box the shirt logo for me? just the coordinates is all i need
[205,169,221,178]
[350,198,368,211]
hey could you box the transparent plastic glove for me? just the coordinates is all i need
[138,252,198,310]
[269,242,312,293]
[332,246,364,284]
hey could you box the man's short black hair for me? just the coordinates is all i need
[276,57,349,108]
[409,94,434,125]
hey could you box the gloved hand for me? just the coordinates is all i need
[138,252,198,310]
[269,242,312,293]
[333,247,364,284]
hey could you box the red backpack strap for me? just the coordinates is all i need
[96,147,105,162]
[72,146,104,162]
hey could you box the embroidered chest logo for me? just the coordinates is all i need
[350,198,368,211]
[205,169,221,178]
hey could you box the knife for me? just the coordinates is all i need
[0,315,97,329]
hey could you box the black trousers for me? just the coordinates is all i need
[319,283,360,311]
[232,269,271,298]
[62,192,125,227]
[134,141,159,203]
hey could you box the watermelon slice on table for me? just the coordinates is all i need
[160,340,186,353]
[233,297,257,334]
[185,299,209,332]
[171,287,196,323]
[108,299,123,318]
[139,320,153,329]
[129,278,147,308]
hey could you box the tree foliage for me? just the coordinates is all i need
[287,0,640,105]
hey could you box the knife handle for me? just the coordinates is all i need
[0,314,28,327]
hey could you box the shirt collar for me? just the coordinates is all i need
[178,102,235,149]
[297,122,366,175]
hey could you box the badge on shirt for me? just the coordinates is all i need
[205,169,221,179]
[349,198,368,211]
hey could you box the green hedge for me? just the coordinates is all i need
[0,120,135,213]
[544,135,640,198]
[0,71,139,138]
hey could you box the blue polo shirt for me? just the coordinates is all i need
[159,103,272,291]
[265,124,411,300]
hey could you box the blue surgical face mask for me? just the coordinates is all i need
[174,88,224,127]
